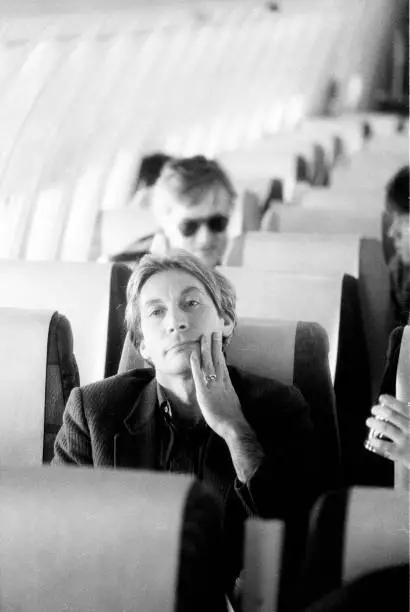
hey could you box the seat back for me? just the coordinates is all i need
[242,232,360,277]
[300,487,409,606]
[242,519,285,612]
[299,186,386,214]
[241,232,391,405]
[227,318,340,487]
[0,261,131,384]
[0,467,226,612]
[262,205,381,238]
[0,308,78,466]
[395,325,410,490]
[218,267,342,382]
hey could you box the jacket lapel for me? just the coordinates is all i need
[114,377,158,469]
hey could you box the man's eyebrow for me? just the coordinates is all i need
[143,298,164,308]
[180,286,206,297]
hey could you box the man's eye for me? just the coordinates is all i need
[150,308,164,317]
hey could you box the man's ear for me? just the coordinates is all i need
[221,316,234,339]
[139,339,150,361]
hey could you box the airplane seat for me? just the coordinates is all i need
[261,204,382,238]
[300,564,409,612]
[0,261,132,385]
[105,261,133,377]
[310,144,331,187]
[333,273,372,486]
[381,209,395,263]
[394,324,410,490]
[239,231,378,485]
[118,318,341,491]
[358,238,395,402]
[299,487,409,609]
[0,468,227,612]
[0,308,79,466]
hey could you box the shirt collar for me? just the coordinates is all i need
[157,383,173,421]
[156,383,209,436]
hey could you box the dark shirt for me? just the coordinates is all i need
[156,384,211,478]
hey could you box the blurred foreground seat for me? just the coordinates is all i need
[300,487,409,608]
[0,467,227,612]
[242,487,409,612]
[0,308,78,465]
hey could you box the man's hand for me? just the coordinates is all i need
[190,332,264,483]
[366,395,410,468]
[189,331,245,437]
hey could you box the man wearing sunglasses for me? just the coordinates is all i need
[106,155,238,268]
[149,156,236,268]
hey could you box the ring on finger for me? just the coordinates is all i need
[205,373,217,385]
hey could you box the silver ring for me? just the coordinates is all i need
[205,374,217,385]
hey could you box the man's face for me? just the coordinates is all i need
[139,269,231,379]
[388,212,410,264]
[160,186,232,267]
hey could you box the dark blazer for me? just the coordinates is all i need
[53,366,319,517]
[53,366,319,587]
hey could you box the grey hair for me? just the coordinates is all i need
[125,251,237,351]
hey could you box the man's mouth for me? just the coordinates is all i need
[167,340,198,353]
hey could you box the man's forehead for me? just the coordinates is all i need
[167,187,232,219]
[140,271,207,302]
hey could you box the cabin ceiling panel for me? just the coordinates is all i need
[0,0,402,260]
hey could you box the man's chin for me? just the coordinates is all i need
[163,353,194,376]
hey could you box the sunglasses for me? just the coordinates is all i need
[178,214,229,238]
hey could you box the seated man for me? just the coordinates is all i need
[53,251,320,594]
[384,166,410,326]
[109,155,241,267]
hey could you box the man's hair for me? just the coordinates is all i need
[151,155,236,217]
[125,251,237,352]
[132,152,173,194]
[386,166,409,215]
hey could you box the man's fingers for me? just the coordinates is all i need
[378,395,410,417]
[365,438,398,461]
[190,349,205,390]
[201,334,216,379]
[211,331,224,378]
[371,403,409,433]
[366,417,404,445]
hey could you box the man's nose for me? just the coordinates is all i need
[165,307,189,333]
[195,222,214,245]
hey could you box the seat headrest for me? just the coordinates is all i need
[0,467,225,612]
[226,318,296,384]
[0,261,131,384]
